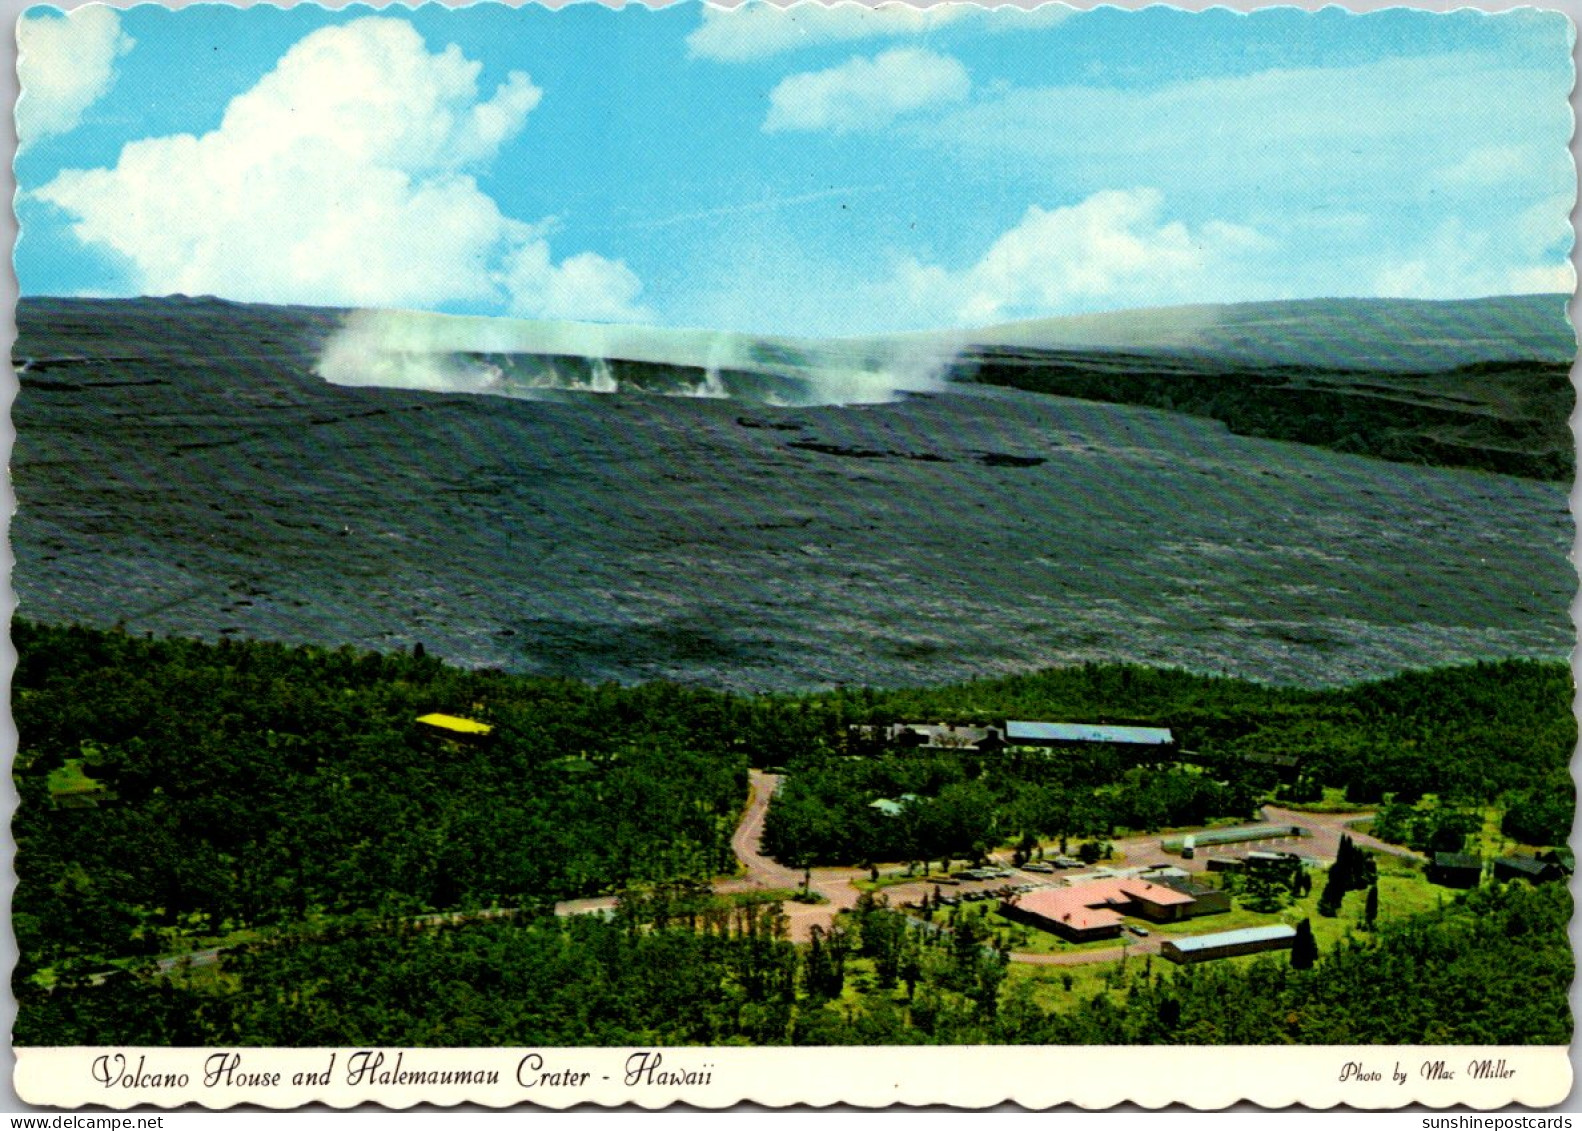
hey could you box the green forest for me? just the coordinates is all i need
[16,878,1571,1047]
[12,620,1576,1047]
[766,657,1575,866]
[13,620,762,976]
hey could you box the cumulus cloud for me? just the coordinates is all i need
[765,48,969,134]
[892,188,1269,326]
[499,243,647,323]
[17,6,134,146]
[33,17,649,321]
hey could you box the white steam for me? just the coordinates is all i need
[315,308,959,407]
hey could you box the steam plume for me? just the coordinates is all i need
[316,308,959,407]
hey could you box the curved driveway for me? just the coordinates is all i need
[721,770,803,891]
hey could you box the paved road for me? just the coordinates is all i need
[1261,804,1417,862]
[721,771,803,891]
[716,770,867,939]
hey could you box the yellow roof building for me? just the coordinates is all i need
[416,713,494,737]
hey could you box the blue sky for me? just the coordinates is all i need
[14,2,1577,337]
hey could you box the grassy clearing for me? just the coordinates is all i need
[1008,959,1134,1012]
[157,959,241,995]
[45,759,114,805]
[852,869,958,893]
[831,954,889,1007]
[1148,903,1293,935]
[1364,870,1445,923]
[1471,805,1518,859]
[1271,787,1373,814]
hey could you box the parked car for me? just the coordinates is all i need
[1022,862,1055,874]
[1128,925,1150,937]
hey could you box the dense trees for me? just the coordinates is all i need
[1501,774,1576,847]
[1372,803,1483,855]
[17,877,1569,1048]
[13,621,1574,1049]
[763,657,1572,867]
[18,626,1573,948]
[868,659,1571,803]
[14,621,750,981]
[762,760,1039,871]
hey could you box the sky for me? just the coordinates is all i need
[13,1,1578,338]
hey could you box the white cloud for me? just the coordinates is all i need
[1510,193,1576,260]
[33,17,649,321]
[17,6,134,146]
[691,2,941,62]
[499,243,647,323]
[765,48,969,134]
[891,188,1270,326]
[925,53,1572,213]
[1372,216,1575,300]
[688,1,1069,62]
[1434,144,1536,190]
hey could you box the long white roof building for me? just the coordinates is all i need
[1004,721,1175,746]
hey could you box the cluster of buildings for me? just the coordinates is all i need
[999,870,1229,943]
[855,717,1316,966]
[853,717,1303,780]
[996,870,1300,963]
[1428,851,1569,888]
[997,871,1310,965]
[850,714,1569,966]
[852,721,1177,756]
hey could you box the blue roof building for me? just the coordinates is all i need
[1004,721,1175,747]
[1161,924,1297,964]
[869,794,921,818]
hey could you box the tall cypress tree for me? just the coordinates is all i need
[1334,835,1356,891]
[1317,863,1345,917]
[805,927,828,1000]
[1290,918,1318,970]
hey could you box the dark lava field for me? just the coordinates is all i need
[12,296,1576,692]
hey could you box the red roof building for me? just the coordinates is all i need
[1001,878,1200,942]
